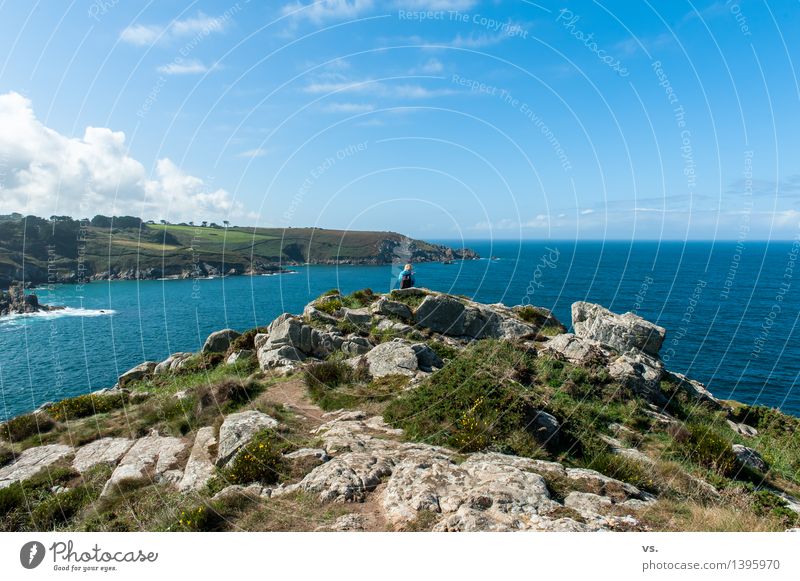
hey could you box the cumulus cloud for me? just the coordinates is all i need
[157,59,211,75]
[0,92,243,222]
[120,12,229,46]
[282,0,375,23]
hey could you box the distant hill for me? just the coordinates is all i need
[0,214,478,287]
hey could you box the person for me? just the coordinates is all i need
[398,263,415,289]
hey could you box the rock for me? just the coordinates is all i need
[0,444,73,489]
[541,333,611,366]
[364,340,419,377]
[415,295,466,335]
[342,307,372,328]
[202,329,241,353]
[564,491,613,517]
[72,438,134,473]
[732,444,768,473]
[608,351,665,404]
[572,301,666,356]
[665,372,721,408]
[154,352,193,375]
[564,467,648,502]
[410,343,444,372]
[283,450,394,503]
[212,484,263,503]
[512,305,566,331]
[118,361,157,388]
[226,350,254,365]
[285,448,330,463]
[303,304,339,326]
[216,410,278,466]
[254,333,270,351]
[371,298,413,321]
[178,427,217,492]
[375,319,414,335]
[102,435,187,495]
[727,419,758,438]
[341,336,372,356]
[529,410,560,443]
[318,513,366,531]
[258,344,305,368]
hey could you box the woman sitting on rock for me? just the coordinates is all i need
[398,263,416,289]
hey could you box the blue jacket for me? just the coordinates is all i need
[398,269,415,285]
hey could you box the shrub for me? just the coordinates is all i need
[0,443,13,467]
[426,340,459,362]
[384,340,539,453]
[303,360,391,411]
[178,352,225,374]
[172,504,224,532]
[316,298,343,315]
[673,423,738,477]
[30,486,94,529]
[48,392,129,422]
[582,452,660,493]
[227,327,268,354]
[222,429,285,486]
[322,289,341,297]
[751,490,800,528]
[341,288,378,309]
[388,289,428,308]
[0,483,24,518]
[0,413,56,442]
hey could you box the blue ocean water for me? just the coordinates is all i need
[1,240,798,421]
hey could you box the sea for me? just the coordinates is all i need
[1,240,799,421]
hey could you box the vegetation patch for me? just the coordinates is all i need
[669,423,739,477]
[220,429,286,486]
[303,360,397,411]
[1,412,56,443]
[388,289,428,308]
[48,392,129,422]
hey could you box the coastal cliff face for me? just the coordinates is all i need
[0,214,478,287]
[1,289,799,532]
[0,283,63,316]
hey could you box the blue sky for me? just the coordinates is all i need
[0,0,798,240]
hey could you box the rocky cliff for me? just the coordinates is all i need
[0,283,64,316]
[1,288,798,532]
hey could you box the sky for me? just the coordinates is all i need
[0,0,799,240]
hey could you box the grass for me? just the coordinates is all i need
[219,429,286,486]
[48,392,129,422]
[1,413,56,443]
[388,289,428,308]
[302,360,404,411]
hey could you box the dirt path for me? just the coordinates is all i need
[257,375,393,531]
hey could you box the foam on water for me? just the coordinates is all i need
[0,307,116,326]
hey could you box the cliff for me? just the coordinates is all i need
[0,214,478,287]
[1,289,798,532]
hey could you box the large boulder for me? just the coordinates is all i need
[665,371,721,408]
[101,435,187,496]
[572,302,666,357]
[118,361,157,388]
[342,307,372,329]
[154,353,193,375]
[371,298,413,321]
[364,340,419,377]
[411,343,444,372]
[732,444,768,473]
[608,351,665,404]
[202,329,241,354]
[0,444,73,489]
[72,438,134,473]
[541,333,611,366]
[179,427,218,492]
[216,410,278,466]
[415,295,466,335]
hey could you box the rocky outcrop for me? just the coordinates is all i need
[363,340,420,377]
[179,427,218,492]
[277,410,653,531]
[572,302,666,356]
[202,329,241,354]
[117,361,157,388]
[732,444,768,473]
[72,438,134,473]
[102,434,187,496]
[0,283,65,317]
[216,410,278,466]
[154,352,193,375]
[0,444,73,489]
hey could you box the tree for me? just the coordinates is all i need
[223,220,230,228]
[160,220,167,225]
[201,221,208,228]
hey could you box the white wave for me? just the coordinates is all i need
[0,307,116,325]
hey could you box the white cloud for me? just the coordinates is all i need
[0,92,243,222]
[120,12,229,46]
[282,0,374,23]
[580,208,594,215]
[236,148,270,159]
[414,58,443,74]
[120,24,163,46]
[157,59,210,75]
[323,102,376,113]
[303,77,452,98]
